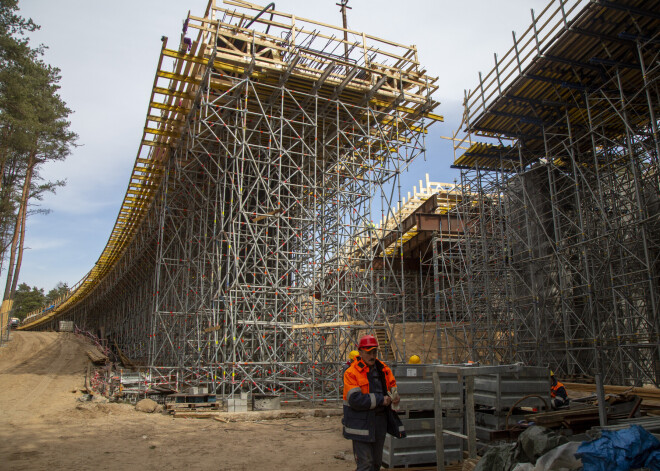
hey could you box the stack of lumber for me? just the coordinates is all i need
[526,396,645,429]
[566,383,660,406]
[85,347,108,364]
[527,405,601,428]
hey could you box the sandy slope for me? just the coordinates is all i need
[0,331,354,471]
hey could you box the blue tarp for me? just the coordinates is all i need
[576,425,660,471]
[646,450,660,470]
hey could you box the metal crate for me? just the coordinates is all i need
[473,366,550,411]
[475,410,528,442]
[383,415,463,467]
[392,364,462,411]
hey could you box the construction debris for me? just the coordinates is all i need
[473,426,578,471]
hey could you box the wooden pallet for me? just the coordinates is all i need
[86,348,108,364]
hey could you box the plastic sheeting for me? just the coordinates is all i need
[474,443,517,471]
[576,425,660,471]
[475,427,573,471]
[512,442,582,471]
[517,426,569,463]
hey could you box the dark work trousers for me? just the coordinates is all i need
[352,413,387,471]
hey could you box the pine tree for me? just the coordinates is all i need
[0,1,77,302]
[11,282,44,319]
[45,281,69,305]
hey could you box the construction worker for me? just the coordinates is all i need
[550,370,569,409]
[343,334,405,471]
[349,350,359,363]
[341,350,360,379]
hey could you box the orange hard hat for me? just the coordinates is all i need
[358,335,379,350]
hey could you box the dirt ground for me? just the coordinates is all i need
[0,331,356,471]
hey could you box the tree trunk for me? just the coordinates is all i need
[0,125,10,195]
[3,150,35,302]
[0,154,22,272]
[10,188,28,295]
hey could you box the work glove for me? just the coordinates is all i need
[388,386,400,403]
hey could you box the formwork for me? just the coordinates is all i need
[20,0,441,400]
[447,0,660,387]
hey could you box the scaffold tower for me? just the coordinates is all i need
[21,0,442,399]
[450,0,659,386]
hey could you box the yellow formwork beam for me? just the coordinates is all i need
[153,86,195,100]
[162,48,208,66]
[150,102,189,114]
[156,70,200,84]
[141,140,170,148]
[145,127,180,138]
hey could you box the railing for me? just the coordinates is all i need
[21,271,89,327]
[452,0,587,159]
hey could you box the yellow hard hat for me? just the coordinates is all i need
[409,355,421,364]
[349,350,359,361]
[550,370,555,376]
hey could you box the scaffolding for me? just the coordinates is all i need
[21,0,442,400]
[449,0,659,386]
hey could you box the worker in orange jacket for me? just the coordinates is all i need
[550,370,569,409]
[343,334,405,471]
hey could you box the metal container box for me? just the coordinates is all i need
[383,415,463,467]
[475,410,528,442]
[473,366,550,411]
[383,364,465,468]
[392,364,462,411]
[58,320,74,332]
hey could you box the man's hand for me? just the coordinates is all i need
[388,387,400,408]
[382,395,392,407]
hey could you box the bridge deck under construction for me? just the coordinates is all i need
[448,0,659,386]
[20,0,442,399]
[18,0,660,395]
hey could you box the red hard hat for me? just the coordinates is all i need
[358,335,379,350]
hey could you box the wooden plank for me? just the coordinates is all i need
[564,382,660,402]
[86,348,108,364]
[290,320,366,330]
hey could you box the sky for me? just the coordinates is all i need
[14,0,546,292]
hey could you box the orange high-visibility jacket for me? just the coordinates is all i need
[342,357,399,442]
[551,379,567,400]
